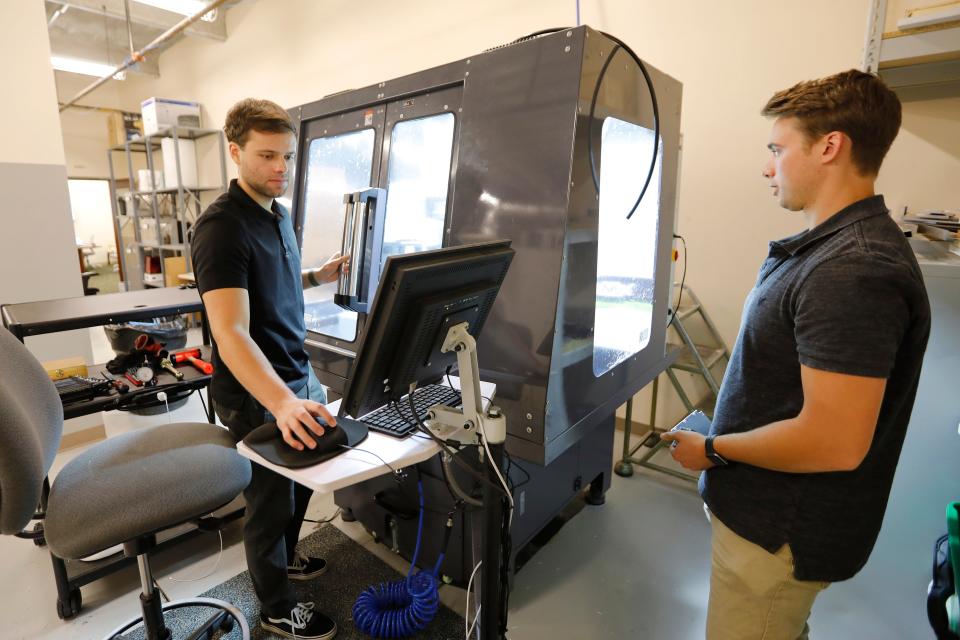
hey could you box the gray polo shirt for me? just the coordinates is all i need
[700,195,930,583]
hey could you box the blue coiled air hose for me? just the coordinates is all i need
[353,479,447,638]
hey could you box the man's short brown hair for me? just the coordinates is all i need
[762,69,901,176]
[223,98,297,147]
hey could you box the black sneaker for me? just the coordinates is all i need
[260,602,337,639]
[287,552,328,581]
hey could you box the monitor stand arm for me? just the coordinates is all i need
[425,321,510,640]
[424,322,506,447]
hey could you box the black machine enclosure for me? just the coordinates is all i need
[289,26,683,466]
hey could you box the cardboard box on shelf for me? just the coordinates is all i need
[164,256,187,287]
[43,357,88,381]
[107,111,143,147]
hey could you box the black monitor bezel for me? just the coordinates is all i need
[340,240,514,420]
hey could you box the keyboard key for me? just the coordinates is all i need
[359,384,462,438]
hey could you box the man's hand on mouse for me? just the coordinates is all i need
[273,397,337,451]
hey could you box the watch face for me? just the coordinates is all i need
[135,366,154,383]
[709,452,729,466]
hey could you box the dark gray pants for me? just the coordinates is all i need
[214,369,326,618]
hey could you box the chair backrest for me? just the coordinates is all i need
[0,327,63,534]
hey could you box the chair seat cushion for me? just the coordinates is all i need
[45,422,251,560]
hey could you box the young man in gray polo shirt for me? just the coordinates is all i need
[661,70,930,639]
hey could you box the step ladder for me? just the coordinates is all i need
[616,284,730,483]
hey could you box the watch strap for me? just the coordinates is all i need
[705,435,729,466]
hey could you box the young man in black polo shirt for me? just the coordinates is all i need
[662,70,930,639]
[192,98,348,640]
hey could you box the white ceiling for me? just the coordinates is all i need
[46,0,237,85]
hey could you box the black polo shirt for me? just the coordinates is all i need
[191,179,309,410]
[700,195,930,583]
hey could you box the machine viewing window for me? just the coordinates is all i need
[593,117,664,377]
[380,113,455,267]
[301,129,376,342]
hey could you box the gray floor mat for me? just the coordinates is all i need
[119,524,465,639]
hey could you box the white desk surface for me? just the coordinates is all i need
[237,378,496,494]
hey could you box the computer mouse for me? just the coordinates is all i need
[242,416,369,469]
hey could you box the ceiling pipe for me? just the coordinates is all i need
[123,0,136,57]
[58,0,229,112]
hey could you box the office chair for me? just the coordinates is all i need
[81,270,99,296]
[0,326,252,639]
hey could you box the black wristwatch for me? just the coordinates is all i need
[705,435,730,467]
[307,269,321,287]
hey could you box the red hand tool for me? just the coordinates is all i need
[171,348,214,374]
[123,371,144,387]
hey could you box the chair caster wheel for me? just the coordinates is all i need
[56,588,82,619]
[32,522,46,546]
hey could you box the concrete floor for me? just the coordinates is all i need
[0,328,936,639]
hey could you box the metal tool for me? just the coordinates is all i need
[159,357,183,380]
[101,372,129,394]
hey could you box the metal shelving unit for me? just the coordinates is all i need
[108,126,228,290]
[863,0,960,93]
[615,284,730,482]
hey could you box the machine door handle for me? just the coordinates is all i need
[335,187,387,313]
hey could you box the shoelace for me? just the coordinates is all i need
[289,553,308,571]
[283,601,315,639]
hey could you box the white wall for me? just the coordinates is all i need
[69,179,116,267]
[61,0,960,425]
[61,109,112,178]
[57,70,141,184]
[879,93,960,214]
[0,0,82,314]
[0,0,97,434]
[1,2,66,166]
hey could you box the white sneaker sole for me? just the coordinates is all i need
[260,618,337,639]
[287,563,328,581]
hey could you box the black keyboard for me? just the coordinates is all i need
[54,376,113,405]
[359,384,462,438]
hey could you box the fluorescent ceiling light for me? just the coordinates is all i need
[48,4,69,27]
[133,0,218,21]
[51,56,126,80]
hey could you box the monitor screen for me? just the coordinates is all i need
[341,240,514,420]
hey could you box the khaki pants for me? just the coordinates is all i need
[706,511,830,640]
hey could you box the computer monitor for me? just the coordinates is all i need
[341,240,514,420]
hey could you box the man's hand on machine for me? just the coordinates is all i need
[272,397,337,450]
[315,252,350,283]
[660,429,715,471]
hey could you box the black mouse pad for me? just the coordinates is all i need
[242,416,369,469]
